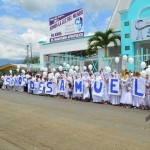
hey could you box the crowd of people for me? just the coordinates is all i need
[0,68,150,111]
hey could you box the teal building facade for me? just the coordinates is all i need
[120,0,150,69]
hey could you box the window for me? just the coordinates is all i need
[125,34,130,38]
[124,21,129,26]
[125,46,130,50]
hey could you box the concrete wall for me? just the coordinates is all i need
[40,36,91,65]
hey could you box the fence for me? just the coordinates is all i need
[27,53,150,73]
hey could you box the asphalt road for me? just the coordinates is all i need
[0,89,150,150]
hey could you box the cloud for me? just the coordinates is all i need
[85,32,93,36]
[0,41,26,60]
[105,16,111,24]
[0,16,48,60]
[1,0,118,13]
[81,0,118,11]
[1,0,71,12]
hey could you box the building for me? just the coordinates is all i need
[109,0,150,70]
[0,64,27,76]
[39,0,150,71]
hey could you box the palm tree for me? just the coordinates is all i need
[87,28,121,57]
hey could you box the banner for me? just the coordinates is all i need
[74,79,83,94]
[49,9,84,42]
[45,82,53,94]
[15,77,19,86]
[18,76,22,86]
[92,80,104,97]
[108,78,119,95]
[133,78,146,98]
[21,76,27,86]
[29,80,34,91]
[38,82,44,94]
[132,17,150,42]
[5,77,11,85]
[10,77,15,86]
[59,79,66,93]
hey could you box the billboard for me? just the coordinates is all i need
[49,9,84,42]
[132,17,150,42]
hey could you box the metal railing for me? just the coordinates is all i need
[27,54,150,73]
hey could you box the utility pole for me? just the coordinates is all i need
[29,43,32,64]
[27,44,30,71]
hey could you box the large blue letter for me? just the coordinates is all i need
[30,81,34,90]
[6,77,10,85]
[110,79,118,94]
[11,78,15,86]
[75,81,82,93]
[60,80,65,91]
[22,77,27,85]
[45,82,53,94]
[38,82,44,93]
[134,79,144,97]
[94,81,102,93]
[18,77,22,85]
[15,77,19,85]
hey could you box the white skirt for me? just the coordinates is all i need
[102,87,110,101]
[92,95,103,103]
[132,96,142,107]
[110,95,120,105]
[83,87,90,99]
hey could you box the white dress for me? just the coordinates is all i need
[145,79,150,107]
[2,75,7,90]
[102,79,110,102]
[92,78,103,103]
[74,78,83,99]
[7,75,12,90]
[83,77,90,99]
[132,77,142,108]
[33,81,39,95]
[120,78,132,105]
[109,77,120,105]
[52,77,58,96]
[15,75,19,91]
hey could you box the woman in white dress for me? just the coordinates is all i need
[51,73,58,97]
[109,73,120,106]
[1,74,6,90]
[91,73,99,103]
[144,75,150,110]
[33,75,40,95]
[92,72,103,103]
[120,70,132,108]
[102,72,110,103]
[132,71,142,108]
[83,72,90,101]
[74,74,83,101]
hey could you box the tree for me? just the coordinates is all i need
[87,28,121,57]
[23,56,40,64]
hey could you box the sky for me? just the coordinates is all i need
[0,0,118,61]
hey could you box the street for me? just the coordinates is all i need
[0,89,150,150]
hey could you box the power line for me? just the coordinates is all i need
[76,0,99,31]
[0,33,28,45]
[83,8,99,31]
[0,37,27,47]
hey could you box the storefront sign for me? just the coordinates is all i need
[132,17,150,42]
